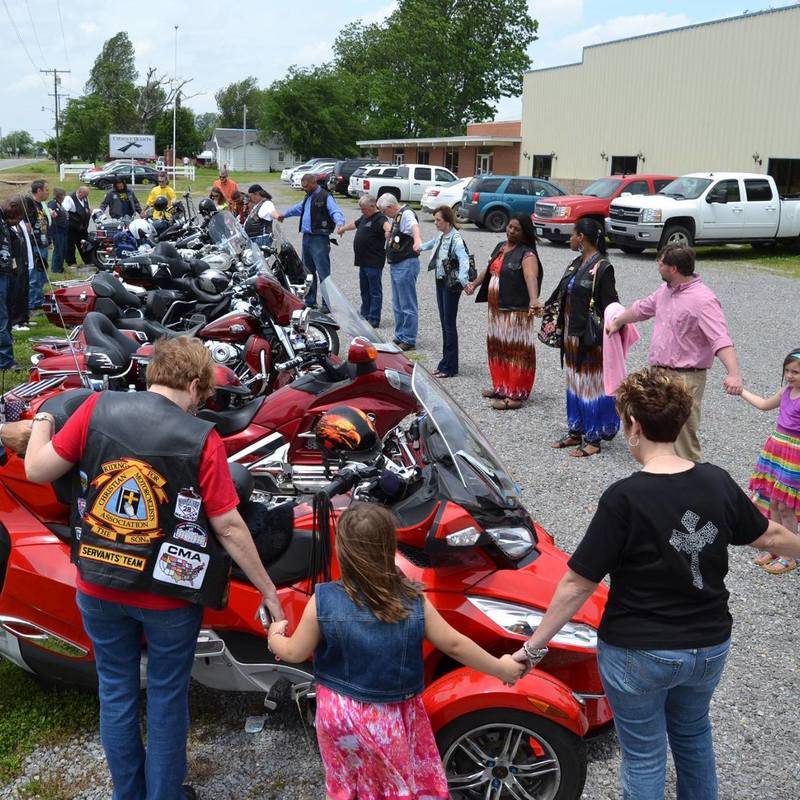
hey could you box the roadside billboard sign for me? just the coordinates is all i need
[109,134,156,159]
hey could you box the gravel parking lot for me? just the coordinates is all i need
[5,194,798,800]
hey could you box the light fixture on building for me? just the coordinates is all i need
[600,152,608,162]
[636,151,646,163]
[752,152,762,166]
[550,151,557,160]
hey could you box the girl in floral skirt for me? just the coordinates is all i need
[267,503,524,800]
[739,348,800,574]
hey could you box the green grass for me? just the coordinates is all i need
[0,660,98,782]
[693,243,800,276]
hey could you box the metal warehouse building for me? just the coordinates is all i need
[520,5,800,194]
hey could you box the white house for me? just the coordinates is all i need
[212,128,299,173]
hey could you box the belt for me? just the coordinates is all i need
[653,365,706,373]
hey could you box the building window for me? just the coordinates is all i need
[277,151,285,163]
[393,148,405,165]
[532,155,552,179]
[768,158,800,196]
[417,149,430,165]
[475,150,493,175]
[611,155,638,175]
[445,149,459,174]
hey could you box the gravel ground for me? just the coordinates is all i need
[5,193,799,799]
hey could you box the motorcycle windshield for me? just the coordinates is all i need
[412,365,520,509]
[320,278,400,353]
[208,211,269,275]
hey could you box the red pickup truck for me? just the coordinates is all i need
[532,174,675,252]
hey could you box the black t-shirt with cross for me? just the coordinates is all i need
[568,463,768,650]
[353,212,388,269]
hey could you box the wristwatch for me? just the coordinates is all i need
[522,642,549,667]
[32,413,55,428]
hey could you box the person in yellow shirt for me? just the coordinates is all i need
[146,173,177,210]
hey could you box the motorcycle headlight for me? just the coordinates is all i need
[553,206,571,218]
[640,208,662,223]
[485,525,534,559]
[241,249,255,266]
[467,596,597,648]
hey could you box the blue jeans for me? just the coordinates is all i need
[435,278,461,375]
[51,228,67,273]
[301,234,331,308]
[389,257,420,345]
[598,638,731,800]
[358,265,383,327]
[29,248,48,309]
[0,273,15,367]
[76,591,203,800]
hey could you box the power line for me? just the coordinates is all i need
[1,0,47,89]
[41,68,71,170]
[23,0,47,66]
[55,0,70,69]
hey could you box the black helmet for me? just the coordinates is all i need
[153,195,169,211]
[198,198,217,216]
[314,406,379,461]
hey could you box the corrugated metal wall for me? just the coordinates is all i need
[520,7,800,181]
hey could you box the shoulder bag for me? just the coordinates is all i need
[581,259,610,349]
[443,232,477,291]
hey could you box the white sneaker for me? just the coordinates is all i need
[12,324,29,332]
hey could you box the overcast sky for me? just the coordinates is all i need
[1,0,795,140]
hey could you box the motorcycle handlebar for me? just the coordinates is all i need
[322,467,360,498]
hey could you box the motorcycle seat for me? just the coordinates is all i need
[83,312,140,371]
[91,272,142,309]
[197,395,265,437]
[115,317,203,341]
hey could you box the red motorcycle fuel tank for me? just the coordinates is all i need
[43,282,97,327]
[255,275,303,326]
[198,311,259,342]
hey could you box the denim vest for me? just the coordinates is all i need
[314,581,425,703]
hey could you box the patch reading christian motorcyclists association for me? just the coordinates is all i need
[174,523,209,548]
[153,543,209,588]
[84,458,168,544]
[78,543,147,571]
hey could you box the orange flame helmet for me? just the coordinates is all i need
[314,406,379,457]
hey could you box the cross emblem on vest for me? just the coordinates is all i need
[669,510,719,589]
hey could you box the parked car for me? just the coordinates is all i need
[370,164,458,203]
[87,164,162,189]
[348,165,399,198]
[291,162,336,189]
[79,160,148,181]
[328,159,388,195]
[421,176,472,220]
[463,175,566,232]
[281,158,339,182]
[533,174,675,251]
[606,172,800,251]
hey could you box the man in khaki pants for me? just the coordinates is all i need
[607,245,741,461]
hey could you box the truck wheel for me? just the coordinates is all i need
[484,209,509,233]
[620,245,646,254]
[660,225,693,248]
[378,187,400,201]
[436,708,587,800]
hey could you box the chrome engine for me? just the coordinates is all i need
[204,340,243,366]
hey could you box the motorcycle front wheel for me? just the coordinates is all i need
[436,709,587,800]
[307,323,340,357]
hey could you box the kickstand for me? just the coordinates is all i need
[291,681,316,750]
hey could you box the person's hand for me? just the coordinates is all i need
[277,214,285,223]
[463,280,476,296]
[605,317,623,336]
[497,653,526,685]
[335,225,345,237]
[723,373,743,395]
[259,593,286,624]
[528,299,544,316]
[1,420,33,455]
[511,647,535,678]
[268,620,288,637]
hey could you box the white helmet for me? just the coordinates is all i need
[129,219,156,242]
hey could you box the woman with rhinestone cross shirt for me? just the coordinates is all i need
[510,367,800,800]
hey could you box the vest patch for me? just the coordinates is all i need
[78,543,147,572]
[174,523,209,548]
[175,488,202,521]
[153,543,209,588]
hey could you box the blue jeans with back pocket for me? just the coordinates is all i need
[598,638,731,800]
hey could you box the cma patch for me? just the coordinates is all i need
[175,488,202,522]
[78,543,146,572]
[174,523,208,548]
[153,543,209,588]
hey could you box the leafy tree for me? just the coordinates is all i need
[195,112,219,143]
[260,67,361,160]
[215,78,265,128]
[154,102,203,158]
[0,130,35,156]
[85,32,139,131]
[58,95,112,162]
[334,0,537,136]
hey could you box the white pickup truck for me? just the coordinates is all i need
[369,163,459,203]
[605,172,800,252]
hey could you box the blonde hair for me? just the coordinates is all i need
[335,504,421,623]
[146,336,214,396]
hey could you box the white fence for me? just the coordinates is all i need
[164,165,196,181]
[59,163,94,180]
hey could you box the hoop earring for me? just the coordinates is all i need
[626,435,640,448]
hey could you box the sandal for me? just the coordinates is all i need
[569,443,601,458]
[491,398,523,410]
[755,551,778,567]
[482,388,501,398]
[434,371,454,379]
[763,557,799,575]
[551,434,582,449]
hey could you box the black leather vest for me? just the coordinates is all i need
[387,206,418,264]
[68,192,91,231]
[71,392,231,608]
[475,242,543,311]
[244,200,272,238]
[299,188,334,235]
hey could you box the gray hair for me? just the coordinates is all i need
[376,193,399,212]
[358,193,377,209]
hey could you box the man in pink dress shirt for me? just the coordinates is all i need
[607,245,742,461]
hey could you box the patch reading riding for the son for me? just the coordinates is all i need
[669,510,719,590]
[175,488,202,522]
[174,522,208,548]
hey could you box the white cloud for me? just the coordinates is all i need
[557,13,692,54]
[359,1,397,26]
[79,22,99,34]
[528,0,584,35]
[295,40,335,66]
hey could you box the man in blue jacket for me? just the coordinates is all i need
[279,174,345,310]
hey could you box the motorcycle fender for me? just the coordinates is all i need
[306,309,339,330]
[422,666,588,737]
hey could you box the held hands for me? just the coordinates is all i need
[528,300,544,316]
[723,373,743,395]
[277,214,285,223]
[2,420,33,455]
[605,317,623,336]
[496,653,526,685]
[463,280,477,296]
[335,225,346,237]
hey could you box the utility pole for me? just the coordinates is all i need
[172,26,179,168]
[243,104,248,172]
[41,68,71,169]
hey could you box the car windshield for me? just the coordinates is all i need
[320,277,400,353]
[657,177,713,199]
[581,178,621,198]
[412,366,520,508]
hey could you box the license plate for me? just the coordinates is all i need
[535,227,543,235]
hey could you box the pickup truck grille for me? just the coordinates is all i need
[608,206,640,223]
[535,203,555,219]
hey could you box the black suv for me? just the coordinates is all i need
[328,159,388,195]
